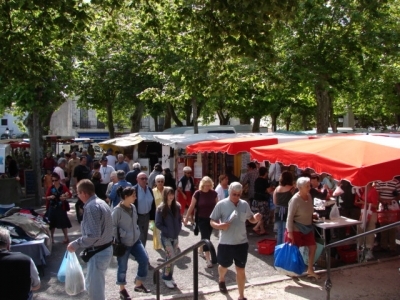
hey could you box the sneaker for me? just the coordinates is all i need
[365,250,374,260]
[219,281,228,294]
[119,289,131,300]
[134,284,150,293]
[164,280,175,289]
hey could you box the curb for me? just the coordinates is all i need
[133,255,400,300]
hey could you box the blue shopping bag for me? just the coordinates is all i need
[57,251,68,282]
[274,243,306,276]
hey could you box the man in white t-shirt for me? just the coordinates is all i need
[54,158,68,185]
[106,149,117,168]
[100,156,115,202]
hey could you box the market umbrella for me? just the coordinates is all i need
[186,135,310,155]
[250,135,400,186]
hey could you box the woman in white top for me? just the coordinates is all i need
[215,174,229,201]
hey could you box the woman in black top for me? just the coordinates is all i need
[252,167,272,235]
[163,168,176,190]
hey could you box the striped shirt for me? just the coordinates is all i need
[70,194,113,250]
[375,180,400,201]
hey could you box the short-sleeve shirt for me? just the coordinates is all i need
[193,190,218,218]
[53,166,65,181]
[375,180,400,201]
[210,198,253,245]
[100,165,115,184]
[106,155,117,168]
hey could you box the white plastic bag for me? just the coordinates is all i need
[329,204,340,220]
[388,200,400,211]
[65,252,85,296]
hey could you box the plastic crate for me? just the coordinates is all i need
[377,210,400,225]
[338,248,358,264]
[257,239,277,255]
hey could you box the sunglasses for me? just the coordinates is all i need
[139,177,148,180]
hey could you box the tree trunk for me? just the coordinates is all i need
[252,116,261,132]
[167,103,183,127]
[151,114,159,132]
[217,109,230,125]
[105,102,115,138]
[164,106,172,129]
[192,97,198,133]
[285,115,291,131]
[328,95,337,133]
[32,109,42,206]
[302,114,308,131]
[315,81,330,134]
[130,101,144,133]
[270,114,278,132]
[185,101,192,125]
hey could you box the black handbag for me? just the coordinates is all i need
[113,228,126,257]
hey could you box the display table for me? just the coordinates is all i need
[314,216,362,245]
[314,216,362,265]
[10,239,50,267]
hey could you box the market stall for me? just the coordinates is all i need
[185,134,311,184]
[250,135,400,262]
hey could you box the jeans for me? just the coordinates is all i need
[116,239,149,285]
[86,245,112,300]
[275,220,286,245]
[161,236,179,280]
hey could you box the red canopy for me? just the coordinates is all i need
[9,142,30,149]
[250,135,400,186]
[186,135,309,155]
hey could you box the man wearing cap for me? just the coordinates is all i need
[148,163,163,189]
[115,153,130,174]
[0,227,41,299]
[100,156,115,200]
[177,166,196,218]
[106,149,117,168]
[109,170,132,207]
[126,162,141,186]
[54,158,68,185]
[134,172,156,248]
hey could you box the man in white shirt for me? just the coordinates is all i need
[54,158,68,185]
[100,156,115,201]
[268,163,281,184]
[106,149,117,168]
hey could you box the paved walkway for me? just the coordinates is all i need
[31,199,400,300]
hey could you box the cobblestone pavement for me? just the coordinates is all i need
[32,200,400,300]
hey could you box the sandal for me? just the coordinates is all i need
[307,273,321,280]
[62,239,70,244]
[198,252,206,259]
[206,260,213,268]
[252,228,260,233]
